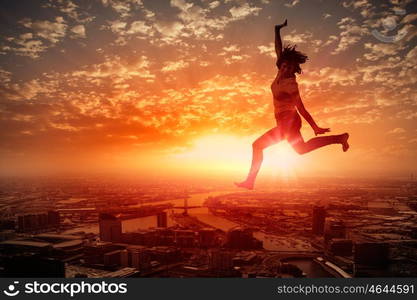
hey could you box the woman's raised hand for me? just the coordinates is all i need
[275,19,288,30]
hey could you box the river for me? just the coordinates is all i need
[67,190,333,276]
[70,191,312,252]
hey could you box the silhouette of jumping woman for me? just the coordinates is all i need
[236,19,349,190]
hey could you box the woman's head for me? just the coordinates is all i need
[277,44,308,75]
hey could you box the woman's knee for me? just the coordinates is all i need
[252,138,269,151]
[292,143,307,155]
[252,140,263,150]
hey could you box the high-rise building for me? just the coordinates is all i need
[209,249,233,272]
[183,197,188,216]
[47,210,60,228]
[312,206,326,235]
[174,230,195,248]
[157,212,167,228]
[226,227,262,249]
[99,213,122,242]
[199,228,216,248]
[328,239,353,256]
[130,248,151,272]
[16,211,60,232]
[324,219,346,243]
[17,215,25,232]
[131,250,140,269]
[104,250,122,266]
[3,254,65,277]
[354,242,389,266]
[121,249,129,267]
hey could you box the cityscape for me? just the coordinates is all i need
[0,176,416,278]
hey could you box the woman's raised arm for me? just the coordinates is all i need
[275,19,287,65]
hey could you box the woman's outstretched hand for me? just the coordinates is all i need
[314,127,330,136]
[275,19,288,30]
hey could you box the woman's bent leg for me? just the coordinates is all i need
[289,131,349,155]
[236,127,283,189]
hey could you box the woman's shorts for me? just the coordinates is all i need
[275,110,302,138]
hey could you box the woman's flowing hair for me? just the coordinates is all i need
[277,44,308,74]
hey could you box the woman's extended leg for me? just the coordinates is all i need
[235,127,284,189]
[289,131,349,154]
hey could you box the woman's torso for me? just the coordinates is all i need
[271,74,299,116]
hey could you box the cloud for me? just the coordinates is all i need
[363,43,403,61]
[143,0,262,45]
[401,13,417,24]
[229,3,261,20]
[161,60,189,72]
[258,43,275,57]
[171,0,194,11]
[387,127,406,134]
[342,0,373,18]
[169,0,224,41]
[357,44,417,88]
[19,17,67,44]
[0,3,94,58]
[1,68,272,156]
[96,0,265,46]
[70,25,86,38]
[284,33,309,44]
[208,1,220,9]
[332,17,368,54]
[108,20,127,33]
[396,109,417,120]
[102,18,154,46]
[127,21,153,35]
[218,44,241,56]
[223,44,240,52]
[3,78,57,100]
[224,54,250,65]
[282,30,332,53]
[43,0,95,24]
[71,54,154,82]
[102,0,132,18]
[302,67,359,88]
[0,68,12,84]
[0,35,46,59]
[284,32,314,44]
[154,21,185,43]
[322,35,338,47]
[284,0,300,8]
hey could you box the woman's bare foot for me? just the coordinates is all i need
[341,133,349,152]
[234,180,254,190]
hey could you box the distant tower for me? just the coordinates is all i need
[157,212,168,227]
[312,206,326,235]
[183,196,188,216]
[47,210,60,229]
[99,213,122,242]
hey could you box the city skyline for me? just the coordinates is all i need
[1,175,416,278]
[0,0,416,178]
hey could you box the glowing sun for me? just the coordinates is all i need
[171,134,301,176]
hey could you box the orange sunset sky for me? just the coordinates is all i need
[0,0,416,179]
